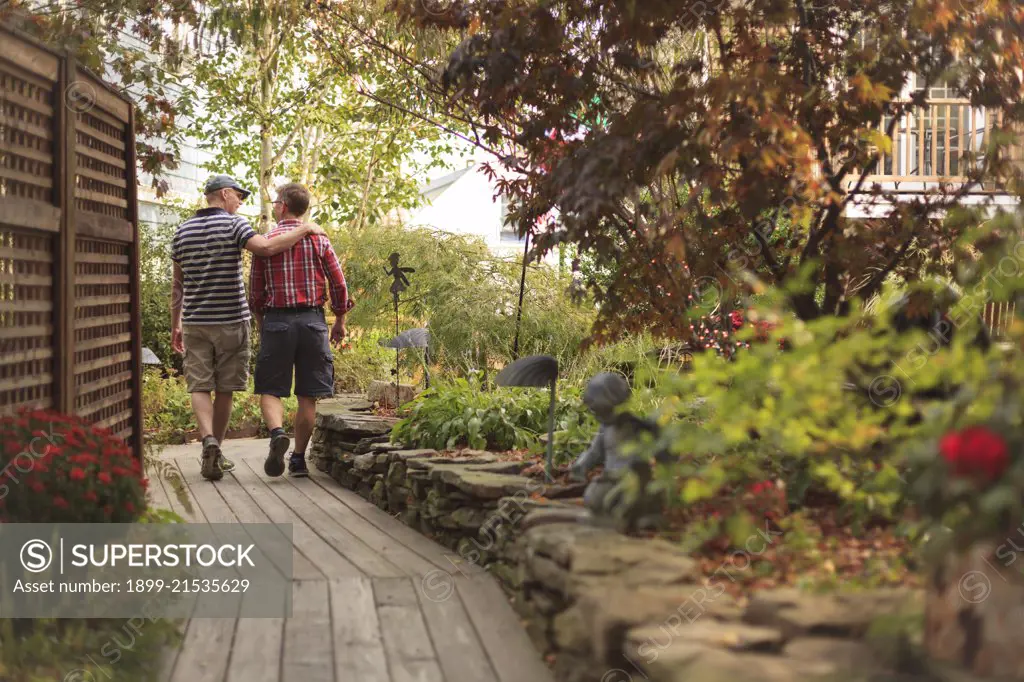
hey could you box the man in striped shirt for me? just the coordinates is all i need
[250,183,352,478]
[170,174,325,482]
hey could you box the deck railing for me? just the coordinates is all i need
[852,100,1022,189]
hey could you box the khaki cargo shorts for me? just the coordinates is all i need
[182,321,251,393]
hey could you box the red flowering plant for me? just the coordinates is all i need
[903,371,1024,566]
[0,409,147,523]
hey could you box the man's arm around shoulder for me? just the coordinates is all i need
[243,219,328,257]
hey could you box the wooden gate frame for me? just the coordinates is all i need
[1,25,142,460]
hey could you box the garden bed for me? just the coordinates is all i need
[308,401,960,682]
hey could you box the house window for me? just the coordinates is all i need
[499,195,522,242]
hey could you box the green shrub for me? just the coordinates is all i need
[333,222,594,380]
[649,273,1003,540]
[392,374,587,455]
[0,410,147,523]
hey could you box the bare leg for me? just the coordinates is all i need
[190,392,215,439]
[261,395,285,431]
[213,391,234,443]
[293,396,317,454]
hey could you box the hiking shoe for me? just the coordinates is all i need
[288,453,309,478]
[219,456,235,473]
[264,432,290,477]
[200,437,224,482]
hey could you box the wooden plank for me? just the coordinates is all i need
[1,87,54,117]
[287,476,439,578]
[215,462,323,581]
[0,246,54,262]
[374,578,437,664]
[0,347,53,365]
[282,581,334,682]
[417,577,500,682]
[76,332,132,353]
[0,53,58,92]
[0,373,53,393]
[74,187,129,209]
[74,351,131,374]
[1,144,53,165]
[0,273,52,286]
[75,313,131,330]
[59,56,77,414]
[74,251,129,265]
[91,410,132,431]
[0,197,60,233]
[76,388,132,416]
[168,619,237,682]
[235,457,362,579]
[77,71,130,122]
[0,324,51,340]
[226,587,284,682]
[0,30,59,80]
[308,469,486,577]
[76,293,131,307]
[76,163,127,185]
[75,143,126,170]
[331,578,391,682]
[455,574,556,682]
[390,661,444,682]
[0,113,53,140]
[0,299,52,312]
[256,461,405,578]
[78,103,127,134]
[76,212,133,242]
[76,274,131,286]
[75,118,127,151]
[0,166,52,189]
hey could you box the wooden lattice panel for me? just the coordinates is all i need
[0,228,56,411]
[74,237,133,442]
[74,95,128,221]
[0,58,55,204]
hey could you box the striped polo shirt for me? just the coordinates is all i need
[171,207,256,325]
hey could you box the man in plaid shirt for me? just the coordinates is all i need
[250,183,354,478]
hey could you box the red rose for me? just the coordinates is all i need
[83,491,98,503]
[97,472,112,484]
[53,496,68,509]
[124,501,135,514]
[941,426,1009,481]
[70,467,86,481]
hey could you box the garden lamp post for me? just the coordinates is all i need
[496,354,558,480]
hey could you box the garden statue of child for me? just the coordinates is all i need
[570,372,669,533]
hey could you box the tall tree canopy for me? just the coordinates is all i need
[394,0,1024,342]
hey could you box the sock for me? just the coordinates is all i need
[292,451,305,459]
[270,427,285,439]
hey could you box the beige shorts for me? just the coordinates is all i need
[182,321,251,393]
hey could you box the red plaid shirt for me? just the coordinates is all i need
[249,219,352,315]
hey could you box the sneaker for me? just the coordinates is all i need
[200,437,223,482]
[264,432,290,478]
[288,453,309,478]
[219,456,235,473]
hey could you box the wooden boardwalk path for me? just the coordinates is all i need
[151,438,554,682]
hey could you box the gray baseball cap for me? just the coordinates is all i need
[204,174,251,200]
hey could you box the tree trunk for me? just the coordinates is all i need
[925,542,1024,678]
[257,22,279,231]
